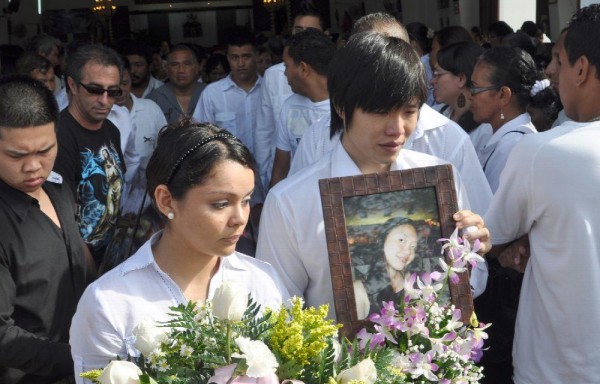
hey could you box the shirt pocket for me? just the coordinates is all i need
[215,112,237,135]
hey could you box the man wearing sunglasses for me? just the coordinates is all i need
[54,44,127,267]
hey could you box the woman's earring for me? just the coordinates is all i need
[457,93,466,108]
[167,212,175,220]
[500,109,505,120]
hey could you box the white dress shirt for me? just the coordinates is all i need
[485,120,600,384]
[257,140,481,320]
[290,104,493,215]
[254,63,293,191]
[476,113,536,193]
[70,231,290,382]
[120,95,167,214]
[276,93,330,157]
[141,76,164,99]
[193,74,262,154]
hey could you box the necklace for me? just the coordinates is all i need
[175,95,187,115]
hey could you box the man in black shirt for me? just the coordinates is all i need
[54,45,126,265]
[0,76,88,383]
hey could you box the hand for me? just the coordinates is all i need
[453,210,491,255]
[497,235,530,273]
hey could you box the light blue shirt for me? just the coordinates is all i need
[193,74,262,154]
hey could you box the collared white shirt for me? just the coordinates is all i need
[551,109,571,129]
[276,93,330,157]
[476,113,536,193]
[290,104,493,215]
[485,120,600,384]
[70,231,289,382]
[257,140,481,320]
[193,74,262,154]
[141,76,164,99]
[254,63,293,191]
[120,95,167,214]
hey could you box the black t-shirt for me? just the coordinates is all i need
[0,176,87,383]
[54,110,126,261]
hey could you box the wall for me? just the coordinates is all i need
[498,0,536,31]
[548,0,577,40]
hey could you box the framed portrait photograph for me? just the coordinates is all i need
[319,164,473,336]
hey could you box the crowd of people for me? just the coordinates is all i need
[1,2,599,384]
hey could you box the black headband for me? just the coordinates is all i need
[166,132,236,185]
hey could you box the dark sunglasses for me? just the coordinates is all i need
[78,82,123,97]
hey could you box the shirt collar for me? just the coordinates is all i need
[221,73,262,93]
[406,104,450,148]
[485,113,532,146]
[0,179,41,220]
[330,139,412,178]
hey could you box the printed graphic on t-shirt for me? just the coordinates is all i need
[77,142,124,248]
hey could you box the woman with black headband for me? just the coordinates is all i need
[69,119,289,379]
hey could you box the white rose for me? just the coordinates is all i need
[212,281,248,321]
[234,337,279,377]
[99,361,142,384]
[336,358,377,384]
[132,317,168,356]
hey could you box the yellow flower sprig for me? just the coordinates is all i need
[270,297,341,367]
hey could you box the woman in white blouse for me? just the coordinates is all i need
[70,119,289,381]
[469,46,538,193]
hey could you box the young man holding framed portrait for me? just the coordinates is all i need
[256,32,490,320]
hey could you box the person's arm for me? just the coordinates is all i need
[0,254,73,377]
[254,75,277,191]
[192,89,214,123]
[70,285,128,384]
[255,191,308,300]
[487,235,530,273]
[269,149,291,189]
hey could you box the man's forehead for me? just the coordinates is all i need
[293,15,322,30]
[127,54,148,64]
[168,50,196,62]
[228,44,255,54]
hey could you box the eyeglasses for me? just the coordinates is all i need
[470,85,501,95]
[433,69,452,78]
[78,82,123,97]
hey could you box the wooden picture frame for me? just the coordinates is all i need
[319,164,473,336]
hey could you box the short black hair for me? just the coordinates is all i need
[488,21,514,41]
[351,12,409,42]
[226,27,256,49]
[146,118,256,206]
[65,44,123,84]
[206,53,230,75]
[437,41,483,83]
[565,4,600,77]
[292,0,325,29]
[0,75,58,130]
[406,22,431,54]
[478,46,540,109]
[328,32,427,138]
[435,25,473,47]
[16,52,53,76]
[285,29,335,76]
[167,44,199,62]
[117,40,153,65]
[24,34,58,57]
[502,32,537,59]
